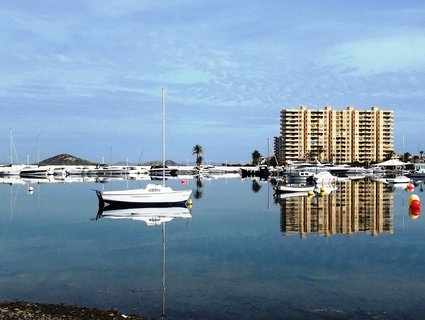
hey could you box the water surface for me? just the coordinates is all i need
[1,178,425,319]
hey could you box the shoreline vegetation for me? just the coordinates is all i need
[0,301,147,320]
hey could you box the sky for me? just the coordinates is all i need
[1,0,425,164]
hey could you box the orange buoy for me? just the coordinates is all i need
[406,183,414,192]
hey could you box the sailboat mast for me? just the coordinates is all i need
[9,128,13,165]
[162,88,166,187]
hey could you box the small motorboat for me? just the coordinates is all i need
[274,183,315,193]
[274,191,310,199]
[386,175,410,184]
[313,171,337,185]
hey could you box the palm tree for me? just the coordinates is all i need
[192,144,203,166]
[420,150,424,161]
[403,152,412,162]
[385,150,394,160]
[252,150,262,166]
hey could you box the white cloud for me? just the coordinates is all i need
[323,34,425,75]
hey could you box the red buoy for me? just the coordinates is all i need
[409,207,421,218]
[410,199,421,209]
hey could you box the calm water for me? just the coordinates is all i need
[1,177,425,319]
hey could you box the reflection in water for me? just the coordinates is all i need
[194,177,203,199]
[96,204,192,319]
[251,179,262,193]
[278,180,394,239]
[96,205,192,226]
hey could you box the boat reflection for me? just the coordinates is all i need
[277,180,394,239]
[95,204,192,226]
[95,204,191,319]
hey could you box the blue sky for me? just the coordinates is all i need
[1,0,424,164]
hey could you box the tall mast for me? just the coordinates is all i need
[162,88,166,187]
[38,133,41,165]
[9,128,13,165]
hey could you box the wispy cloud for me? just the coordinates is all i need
[322,34,425,75]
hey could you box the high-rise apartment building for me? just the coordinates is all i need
[274,106,394,164]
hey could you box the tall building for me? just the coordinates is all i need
[275,106,394,164]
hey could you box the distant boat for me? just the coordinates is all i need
[19,166,53,178]
[274,191,309,199]
[408,169,425,180]
[149,165,178,177]
[96,88,192,207]
[386,175,410,184]
[274,183,315,193]
[313,171,337,185]
[85,165,126,177]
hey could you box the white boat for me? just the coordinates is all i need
[386,175,410,184]
[96,184,192,207]
[274,183,315,193]
[65,166,93,176]
[286,170,314,183]
[86,165,126,176]
[96,88,192,207]
[274,191,309,199]
[408,169,425,180]
[149,165,178,177]
[0,164,28,176]
[19,166,53,178]
[313,171,337,185]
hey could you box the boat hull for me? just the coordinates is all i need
[274,184,315,193]
[96,185,192,207]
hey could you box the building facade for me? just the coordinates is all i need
[275,106,394,164]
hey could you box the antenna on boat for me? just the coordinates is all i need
[162,87,166,187]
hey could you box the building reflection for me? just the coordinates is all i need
[279,180,393,239]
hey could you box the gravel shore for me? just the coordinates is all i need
[0,301,147,320]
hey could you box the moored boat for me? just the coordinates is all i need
[408,169,425,180]
[274,191,309,199]
[313,171,337,185]
[274,183,315,193]
[96,184,192,207]
[386,175,410,184]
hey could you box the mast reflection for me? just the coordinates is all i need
[95,204,192,319]
[278,180,393,239]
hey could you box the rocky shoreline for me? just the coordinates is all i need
[0,301,147,320]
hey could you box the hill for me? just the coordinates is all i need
[38,154,98,166]
[141,160,181,166]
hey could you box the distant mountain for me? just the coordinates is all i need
[142,160,181,166]
[37,154,182,166]
[39,154,98,166]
